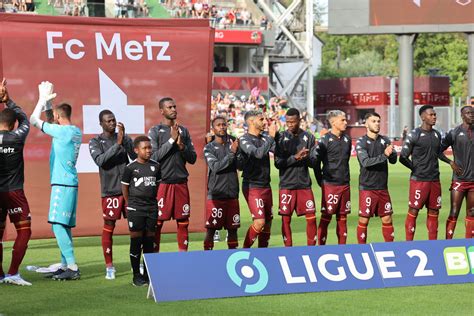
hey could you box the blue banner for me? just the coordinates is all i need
[144,239,474,302]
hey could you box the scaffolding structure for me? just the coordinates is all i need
[252,0,315,117]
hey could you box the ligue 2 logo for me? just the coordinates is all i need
[226,251,269,293]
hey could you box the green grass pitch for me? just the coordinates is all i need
[1,158,473,315]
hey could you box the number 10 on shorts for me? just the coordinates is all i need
[255,198,264,208]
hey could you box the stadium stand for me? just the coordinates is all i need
[164,0,269,30]
[1,0,37,13]
[210,92,326,138]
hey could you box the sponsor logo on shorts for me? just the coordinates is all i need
[233,214,240,224]
[306,200,314,209]
[345,201,351,211]
[183,204,190,215]
[437,196,442,207]
[7,207,23,214]
[226,251,269,294]
[385,202,392,211]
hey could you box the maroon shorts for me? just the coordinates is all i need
[205,199,240,230]
[450,181,474,193]
[358,190,393,218]
[243,187,273,220]
[278,189,316,217]
[101,195,127,221]
[157,183,190,221]
[321,184,351,215]
[408,180,441,210]
[0,190,31,223]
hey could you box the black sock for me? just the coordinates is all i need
[142,236,155,278]
[130,237,142,275]
[142,236,154,254]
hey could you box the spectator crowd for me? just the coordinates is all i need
[114,0,149,18]
[59,0,87,16]
[0,0,271,28]
[164,0,270,30]
[0,0,35,13]
[210,88,326,138]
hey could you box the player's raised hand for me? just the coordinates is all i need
[295,147,309,161]
[276,119,282,131]
[205,131,214,144]
[230,138,239,153]
[384,144,394,157]
[450,161,463,176]
[0,78,9,103]
[117,122,125,145]
[38,81,57,102]
[170,122,179,141]
[268,121,277,138]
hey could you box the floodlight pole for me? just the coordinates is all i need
[305,0,314,119]
[398,34,417,132]
[468,33,474,100]
[389,76,397,139]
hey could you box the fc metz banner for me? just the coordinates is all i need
[145,239,474,302]
[0,14,214,239]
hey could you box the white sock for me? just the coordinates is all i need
[67,264,78,271]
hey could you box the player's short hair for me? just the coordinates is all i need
[286,108,300,117]
[327,110,345,122]
[99,109,114,123]
[158,97,174,109]
[55,103,72,119]
[244,110,261,122]
[133,135,151,148]
[418,105,434,116]
[211,116,226,127]
[364,112,380,120]
[0,108,16,126]
[460,105,472,114]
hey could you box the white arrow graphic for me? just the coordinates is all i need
[83,68,145,134]
[77,68,146,173]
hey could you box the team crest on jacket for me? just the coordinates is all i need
[151,166,155,172]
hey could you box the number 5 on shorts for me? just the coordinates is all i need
[414,190,421,200]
